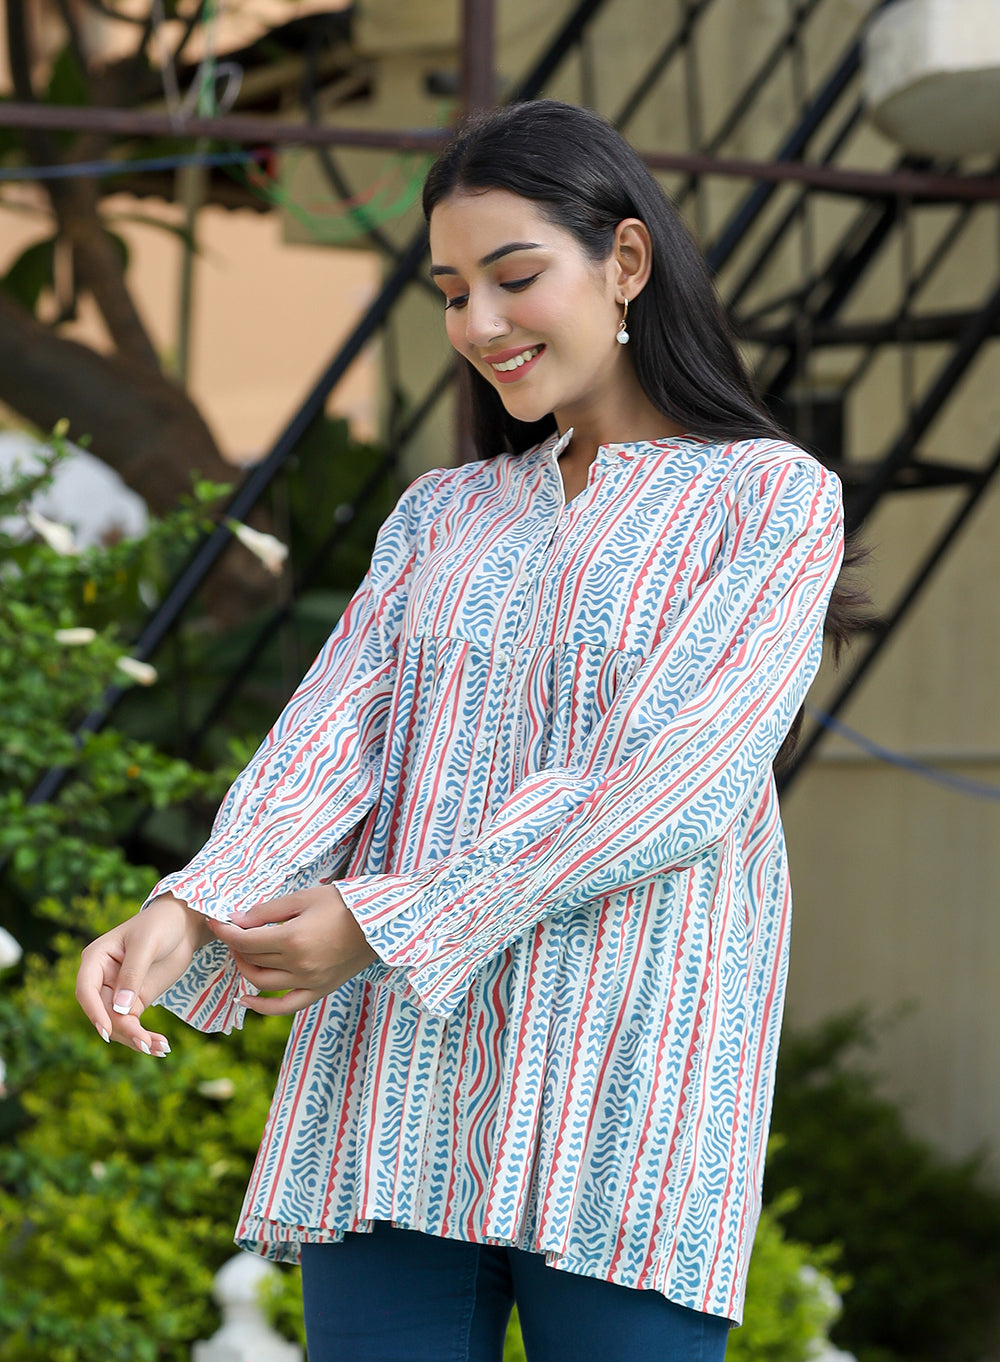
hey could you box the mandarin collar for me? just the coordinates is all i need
[543,428,709,464]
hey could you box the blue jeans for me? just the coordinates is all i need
[301,1222,731,1362]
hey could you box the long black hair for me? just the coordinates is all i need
[422,100,867,767]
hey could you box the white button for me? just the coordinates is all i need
[475,738,489,752]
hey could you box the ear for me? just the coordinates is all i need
[611,218,653,302]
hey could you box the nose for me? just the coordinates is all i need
[462,289,509,349]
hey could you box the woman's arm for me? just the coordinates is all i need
[75,470,443,1039]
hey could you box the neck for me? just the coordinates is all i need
[554,367,686,467]
[551,379,688,504]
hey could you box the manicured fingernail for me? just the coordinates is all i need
[112,991,135,1015]
[99,1027,110,1043]
[139,1041,151,1056]
[154,1042,171,1056]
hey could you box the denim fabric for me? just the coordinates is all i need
[301,1222,731,1362]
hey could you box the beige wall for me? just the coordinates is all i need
[785,475,1000,1177]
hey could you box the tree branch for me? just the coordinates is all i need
[51,0,90,78]
[53,179,164,371]
[0,289,277,619]
[0,289,225,514]
[5,0,59,167]
[76,0,148,27]
[171,0,207,66]
[5,1,163,370]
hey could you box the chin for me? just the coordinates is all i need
[495,390,555,426]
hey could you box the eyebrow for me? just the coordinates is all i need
[429,241,544,277]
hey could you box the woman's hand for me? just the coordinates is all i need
[208,886,379,1016]
[76,894,214,1055]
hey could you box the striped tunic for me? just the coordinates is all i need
[152,430,843,1322]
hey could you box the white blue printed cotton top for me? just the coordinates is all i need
[151,430,843,1323]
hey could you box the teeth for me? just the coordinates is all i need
[493,346,541,372]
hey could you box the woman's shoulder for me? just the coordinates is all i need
[713,433,833,476]
[709,435,841,506]
[391,459,485,513]
[399,448,542,509]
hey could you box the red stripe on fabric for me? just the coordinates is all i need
[537,906,612,1235]
[483,929,545,1231]
[260,1004,326,1220]
[323,986,373,1226]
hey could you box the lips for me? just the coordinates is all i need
[483,344,545,384]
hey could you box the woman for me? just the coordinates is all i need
[77,100,850,1362]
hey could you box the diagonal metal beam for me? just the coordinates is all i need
[706,39,862,272]
[845,283,1000,531]
[780,431,1000,790]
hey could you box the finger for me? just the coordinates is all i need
[76,946,117,1041]
[210,918,287,957]
[234,896,304,929]
[99,984,172,1057]
[212,918,298,955]
[230,961,297,991]
[240,988,317,1016]
[110,926,165,1022]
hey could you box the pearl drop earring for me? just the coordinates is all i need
[616,298,630,345]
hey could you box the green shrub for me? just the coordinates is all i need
[0,437,236,944]
[729,1191,845,1362]
[767,1011,1000,1362]
[0,434,295,1358]
[0,892,294,1362]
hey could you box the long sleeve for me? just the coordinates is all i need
[337,455,843,1018]
[149,470,442,1031]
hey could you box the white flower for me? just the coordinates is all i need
[228,520,288,576]
[25,508,76,555]
[197,1077,237,1100]
[0,926,22,970]
[116,656,158,686]
[54,627,97,646]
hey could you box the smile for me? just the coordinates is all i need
[485,344,545,383]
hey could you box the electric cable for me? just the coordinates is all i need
[0,148,264,181]
[806,705,1000,800]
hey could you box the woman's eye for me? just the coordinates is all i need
[501,274,540,292]
[442,273,539,310]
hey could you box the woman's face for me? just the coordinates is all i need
[429,188,630,433]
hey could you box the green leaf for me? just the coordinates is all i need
[45,44,90,109]
[1,237,56,312]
